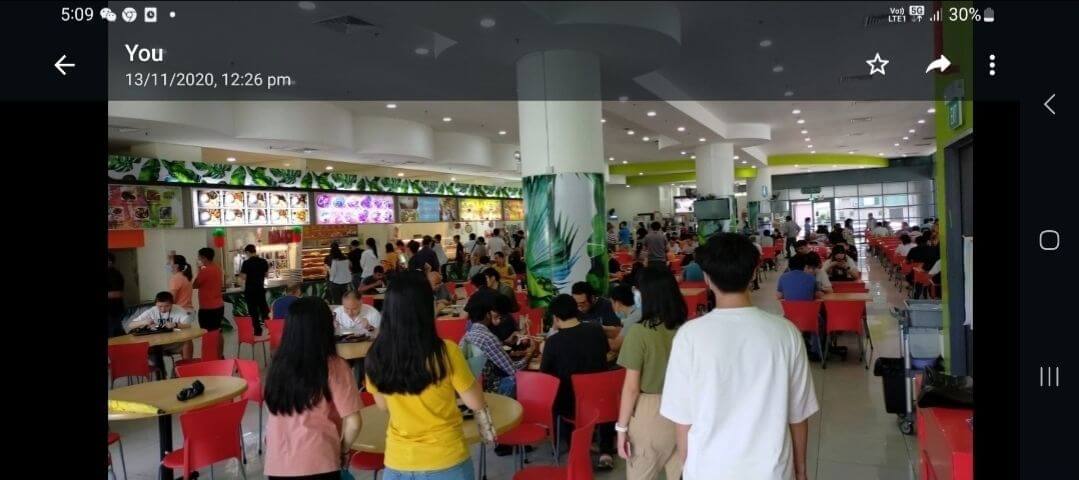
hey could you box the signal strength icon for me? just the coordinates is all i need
[929,9,941,22]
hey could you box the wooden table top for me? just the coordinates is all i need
[108,328,207,347]
[351,392,522,454]
[108,376,247,421]
[337,339,374,360]
[822,292,873,302]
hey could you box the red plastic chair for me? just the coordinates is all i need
[522,307,545,336]
[174,329,224,371]
[514,410,599,480]
[497,371,561,469]
[435,318,468,342]
[266,319,285,352]
[350,392,385,478]
[234,316,270,366]
[463,281,478,298]
[108,432,127,480]
[161,400,248,479]
[678,281,707,289]
[176,359,236,378]
[683,290,707,320]
[913,270,937,299]
[515,290,529,309]
[108,342,152,387]
[781,300,823,361]
[235,359,265,456]
[823,300,870,370]
[557,369,625,461]
[831,281,869,293]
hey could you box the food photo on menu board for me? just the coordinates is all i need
[107,184,183,229]
[194,188,309,227]
[459,198,503,221]
[674,197,695,213]
[502,199,524,221]
[439,197,458,222]
[315,193,395,225]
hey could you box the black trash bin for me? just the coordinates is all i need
[873,357,907,415]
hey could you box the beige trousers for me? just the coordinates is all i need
[626,393,683,480]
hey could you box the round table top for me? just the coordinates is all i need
[351,392,522,454]
[337,339,374,359]
[108,328,207,347]
[108,376,247,421]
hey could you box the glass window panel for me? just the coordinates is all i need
[887,220,903,230]
[908,180,929,193]
[883,182,907,194]
[886,207,906,221]
[835,197,859,209]
[834,185,858,196]
[907,193,925,205]
[789,190,810,200]
[859,183,883,195]
[777,189,789,200]
[817,186,834,198]
[859,208,883,220]
[860,196,882,207]
[884,194,908,206]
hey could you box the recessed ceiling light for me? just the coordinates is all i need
[601,118,606,123]
[677,126,686,132]
[894,143,900,147]
[625,185,630,188]
[794,164,799,167]
[741,160,748,164]
[618,96,629,102]
[698,137,706,142]
[917,119,926,124]
[386,103,397,109]
[442,116,452,122]
[325,165,334,170]
[733,155,740,160]
[927,107,936,113]
[751,165,757,168]
[792,109,801,115]
[903,136,910,140]
[801,129,808,134]
[772,65,784,73]
[298,1,316,11]
[626,130,635,135]
[414,47,430,55]
[226,157,236,162]
[796,119,805,124]
[284,163,290,167]
[832,164,837,167]
[878,152,885,156]
[848,151,855,154]
[622,160,628,164]
[638,172,643,176]
[680,151,687,155]
[608,156,615,161]
[804,137,811,142]
[642,136,651,141]
[807,145,813,148]
[759,39,772,47]
[450,177,457,181]
[397,172,405,177]
[479,17,496,28]
[646,111,657,117]
[784,90,794,97]
[810,151,816,154]
[909,128,916,133]
[498,130,507,135]
[690,155,697,159]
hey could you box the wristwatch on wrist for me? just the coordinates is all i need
[614,423,629,433]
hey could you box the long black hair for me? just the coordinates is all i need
[365,237,379,258]
[329,242,346,261]
[172,255,192,281]
[638,265,688,330]
[265,297,338,415]
[365,271,450,394]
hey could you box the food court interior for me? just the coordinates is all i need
[105,4,975,480]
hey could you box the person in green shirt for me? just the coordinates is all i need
[615,265,688,480]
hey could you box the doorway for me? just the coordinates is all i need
[812,199,834,232]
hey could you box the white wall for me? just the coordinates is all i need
[136,229,211,303]
[605,184,662,220]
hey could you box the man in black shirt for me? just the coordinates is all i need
[239,244,270,335]
[571,281,621,330]
[540,294,615,469]
[107,252,126,338]
[406,238,440,273]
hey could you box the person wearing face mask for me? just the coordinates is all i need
[127,291,193,375]
[608,284,642,354]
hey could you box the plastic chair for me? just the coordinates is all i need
[161,400,248,480]
[176,359,236,378]
[234,316,270,366]
[831,281,869,293]
[513,410,599,480]
[683,290,707,320]
[497,371,561,469]
[173,330,224,372]
[435,318,468,342]
[823,300,870,370]
[265,319,285,352]
[108,432,127,480]
[108,342,152,388]
[350,392,386,478]
[463,281,478,298]
[678,281,707,290]
[522,307,545,336]
[361,295,376,306]
[781,301,824,361]
[557,369,625,461]
[515,290,529,309]
[913,269,937,299]
[235,359,265,457]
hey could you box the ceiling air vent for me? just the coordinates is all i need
[314,15,380,34]
[268,146,319,154]
[849,117,873,124]
[108,124,143,133]
[848,132,865,136]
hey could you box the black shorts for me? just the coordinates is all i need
[198,307,225,331]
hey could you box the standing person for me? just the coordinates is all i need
[607,223,618,252]
[463,233,477,258]
[636,222,648,247]
[469,237,488,267]
[452,234,466,280]
[240,244,270,335]
[644,221,669,268]
[364,272,496,480]
[432,234,449,276]
[802,217,812,241]
[382,242,400,274]
[407,239,439,273]
[107,252,127,338]
[660,233,819,480]
[360,237,380,281]
[619,221,632,248]
[348,239,365,291]
[540,294,615,471]
[615,266,687,480]
[325,243,351,305]
[782,216,802,258]
[169,255,195,314]
[486,229,507,257]
[508,251,527,277]
[193,248,226,357]
[263,297,364,480]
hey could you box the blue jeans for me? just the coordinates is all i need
[383,459,474,480]
[497,375,516,397]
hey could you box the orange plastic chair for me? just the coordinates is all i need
[176,359,236,378]
[497,371,561,469]
[266,319,285,352]
[823,300,869,370]
[435,318,468,342]
[235,359,265,456]
[174,329,224,371]
[234,316,269,366]
[108,342,152,387]
[350,392,385,477]
[514,410,599,480]
[160,400,248,479]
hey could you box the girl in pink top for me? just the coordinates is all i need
[169,255,196,359]
[264,297,364,479]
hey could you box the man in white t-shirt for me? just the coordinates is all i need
[333,291,381,334]
[486,228,507,256]
[661,233,819,480]
[896,234,915,257]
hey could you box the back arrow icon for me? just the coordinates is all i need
[1045,94,1056,115]
[924,55,951,74]
[54,55,75,76]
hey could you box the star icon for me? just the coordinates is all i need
[866,52,889,76]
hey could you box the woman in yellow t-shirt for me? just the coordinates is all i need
[365,271,495,479]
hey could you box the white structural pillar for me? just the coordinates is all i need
[695,142,736,197]
[517,50,608,297]
[746,165,773,204]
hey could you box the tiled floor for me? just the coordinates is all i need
[108,247,919,479]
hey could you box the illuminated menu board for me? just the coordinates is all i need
[459,198,503,221]
[193,188,309,227]
[502,199,524,221]
[314,193,395,225]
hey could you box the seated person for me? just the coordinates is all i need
[428,271,456,312]
[333,290,381,335]
[823,246,861,281]
[357,265,386,294]
[461,296,538,396]
[484,267,520,313]
[895,234,914,258]
[793,239,811,256]
[680,253,705,282]
[270,283,302,320]
[669,239,683,255]
[759,230,775,247]
[804,251,832,293]
[467,255,492,279]
[776,254,823,301]
[540,294,615,470]
[608,284,641,353]
[491,252,517,289]
[490,294,524,344]
[508,251,527,275]
[126,291,194,367]
[750,235,763,254]
[571,281,621,334]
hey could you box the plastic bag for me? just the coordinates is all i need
[916,368,973,409]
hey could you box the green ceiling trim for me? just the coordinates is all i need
[625,172,696,185]
[768,154,888,167]
[609,160,695,175]
[735,167,757,179]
